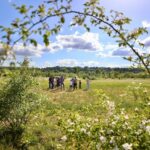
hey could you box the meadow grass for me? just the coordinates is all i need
[1,77,150,149]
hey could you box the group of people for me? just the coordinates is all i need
[48,76,90,91]
[70,77,82,90]
[49,76,65,90]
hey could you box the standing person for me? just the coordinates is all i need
[56,77,60,88]
[49,76,52,89]
[79,80,82,89]
[70,78,74,91]
[51,76,54,89]
[74,77,77,90]
[60,76,65,90]
[54,77,57,88]
[86,77,90,90]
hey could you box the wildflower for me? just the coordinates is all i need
[99,136,106,143]
[86,123,91,128]
[87,131,91,136]
[80,128,86,133]
[61,135,67,142]
[94,118,99,122]
[110,136,115,144]
[143,89,147,93]
[107,129,113,134]
[145,126,150,134]
[111,121,116,125]
[113,145,119,150]
[135,107,138,111]
[96,143,100,150]
[114,115,120,121]
[67,119,75,126]
[122,143,132,150]
[124,115,129,120]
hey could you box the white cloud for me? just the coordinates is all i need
[56,59,79,67]
[0,42,62,57]
[81,61,100,67]
[142,21,150,28]
[13,43,43,57]
[41,59,132,68]
[141,36,150,47]
[44,59,100,67]
[112,48,132,56]
[0,32,102,57]
[56,32,102,51]
[96,43,133,57]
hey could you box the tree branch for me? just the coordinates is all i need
[11,10,150,74]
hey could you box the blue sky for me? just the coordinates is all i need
[0,0,150,68]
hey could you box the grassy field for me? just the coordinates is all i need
[0,78,150,149]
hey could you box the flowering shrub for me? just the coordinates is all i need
[58,87,150,150]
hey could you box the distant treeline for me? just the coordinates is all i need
[0,66,149,79]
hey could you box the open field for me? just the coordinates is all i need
[0,78,150,149]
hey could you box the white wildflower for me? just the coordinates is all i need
[145,126,150,134]
[111,121,116,125]
[61,135,67,142]
[96,143,100,150]
[99,136,106,143]
[122,143,132,150]
[107,129,113,134]
[113,145,119,150]
[124,115,129,120]
[110,136,115,144]
[80,128,86,133]
[114,115,120,121]
[135,129,142,135]
[67,119,75,126]
[87,131,91,136]
[94,118,99,122]
[86,123,91,128]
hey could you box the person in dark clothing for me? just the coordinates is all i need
[60,76,65,90]
[56,77,60,88]
[51,76,54,89]
[49,77,52,89]
[79,80,82,89]
[74,77,77,90]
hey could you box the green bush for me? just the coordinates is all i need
[0,69,40,148]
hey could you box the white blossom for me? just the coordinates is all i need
[145,126,150,134]
[122,143,132,150]
[61,135,67,142]
[124,115,129,120]
[80,128,86,133]
[99,136,106,143]
[110,136,115,144]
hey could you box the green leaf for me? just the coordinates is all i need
[43,34,49,46]
[19,5,27,14]
[60,16,65,23]
[30,39,37,47]
[45,31,51,37]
